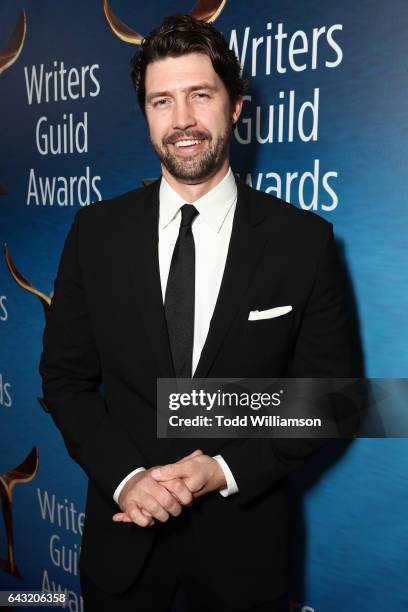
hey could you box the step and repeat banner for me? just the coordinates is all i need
[1,1,407,610]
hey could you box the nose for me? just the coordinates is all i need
[172,98,197,131]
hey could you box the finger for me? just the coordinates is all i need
[151,462,190,482]
[113,507,152,521]
[161,479,194,507]
[112,512,131,521]
[153,484,182,517]
[123,502,155,527]
[184,475,205,495]
[142,492,171,523]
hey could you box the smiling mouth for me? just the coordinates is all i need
[174,139,203,148]
[169,138,206,154]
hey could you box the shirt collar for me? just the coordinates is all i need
[159,167,237,233]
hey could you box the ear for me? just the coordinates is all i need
[231,96,243,126]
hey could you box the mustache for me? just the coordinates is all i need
[164,130,210,145]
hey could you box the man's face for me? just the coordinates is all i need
[144,52,242,183]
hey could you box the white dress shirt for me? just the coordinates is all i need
[113,167,239,504]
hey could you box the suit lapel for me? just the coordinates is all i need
[194,177,270,378]
[122,179,175,378]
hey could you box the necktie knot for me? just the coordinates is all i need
[180,204,199,228]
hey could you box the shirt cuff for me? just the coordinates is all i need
[213,454,239,497]
[113,467,146,505]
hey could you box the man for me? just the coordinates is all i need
[39,14,354,612]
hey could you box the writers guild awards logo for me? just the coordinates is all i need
[3,244,51,314]
[0,447,39,578]
[103,0,227,44]
[0,10,27,195]
[1,15,37,581]
[1,245,41,579]
[3,244,52,414]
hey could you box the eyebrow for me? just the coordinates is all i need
[146,84,217,103]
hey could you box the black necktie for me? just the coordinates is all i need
[165,204,199,378]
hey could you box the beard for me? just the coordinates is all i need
[150,124,231,183]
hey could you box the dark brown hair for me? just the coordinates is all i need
[130,14,247,115]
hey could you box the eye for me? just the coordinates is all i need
[153,98,170,108]
[194,92,210,100]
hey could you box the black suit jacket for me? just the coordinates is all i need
[39,175,354,608]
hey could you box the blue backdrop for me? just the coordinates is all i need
[1,1,407,610]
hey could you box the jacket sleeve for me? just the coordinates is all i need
[220,224,356,508]
[39,209,147,502]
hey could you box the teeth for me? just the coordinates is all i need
[174,139,202,147]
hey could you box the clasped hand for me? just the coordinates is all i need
[112,449,226,527]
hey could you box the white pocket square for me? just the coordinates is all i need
[248,305,293,321]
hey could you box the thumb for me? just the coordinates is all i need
[151,462,189,481]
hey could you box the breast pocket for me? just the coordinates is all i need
[244,308,295,349]
[229,309,295,375]
[248,305,293,321]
